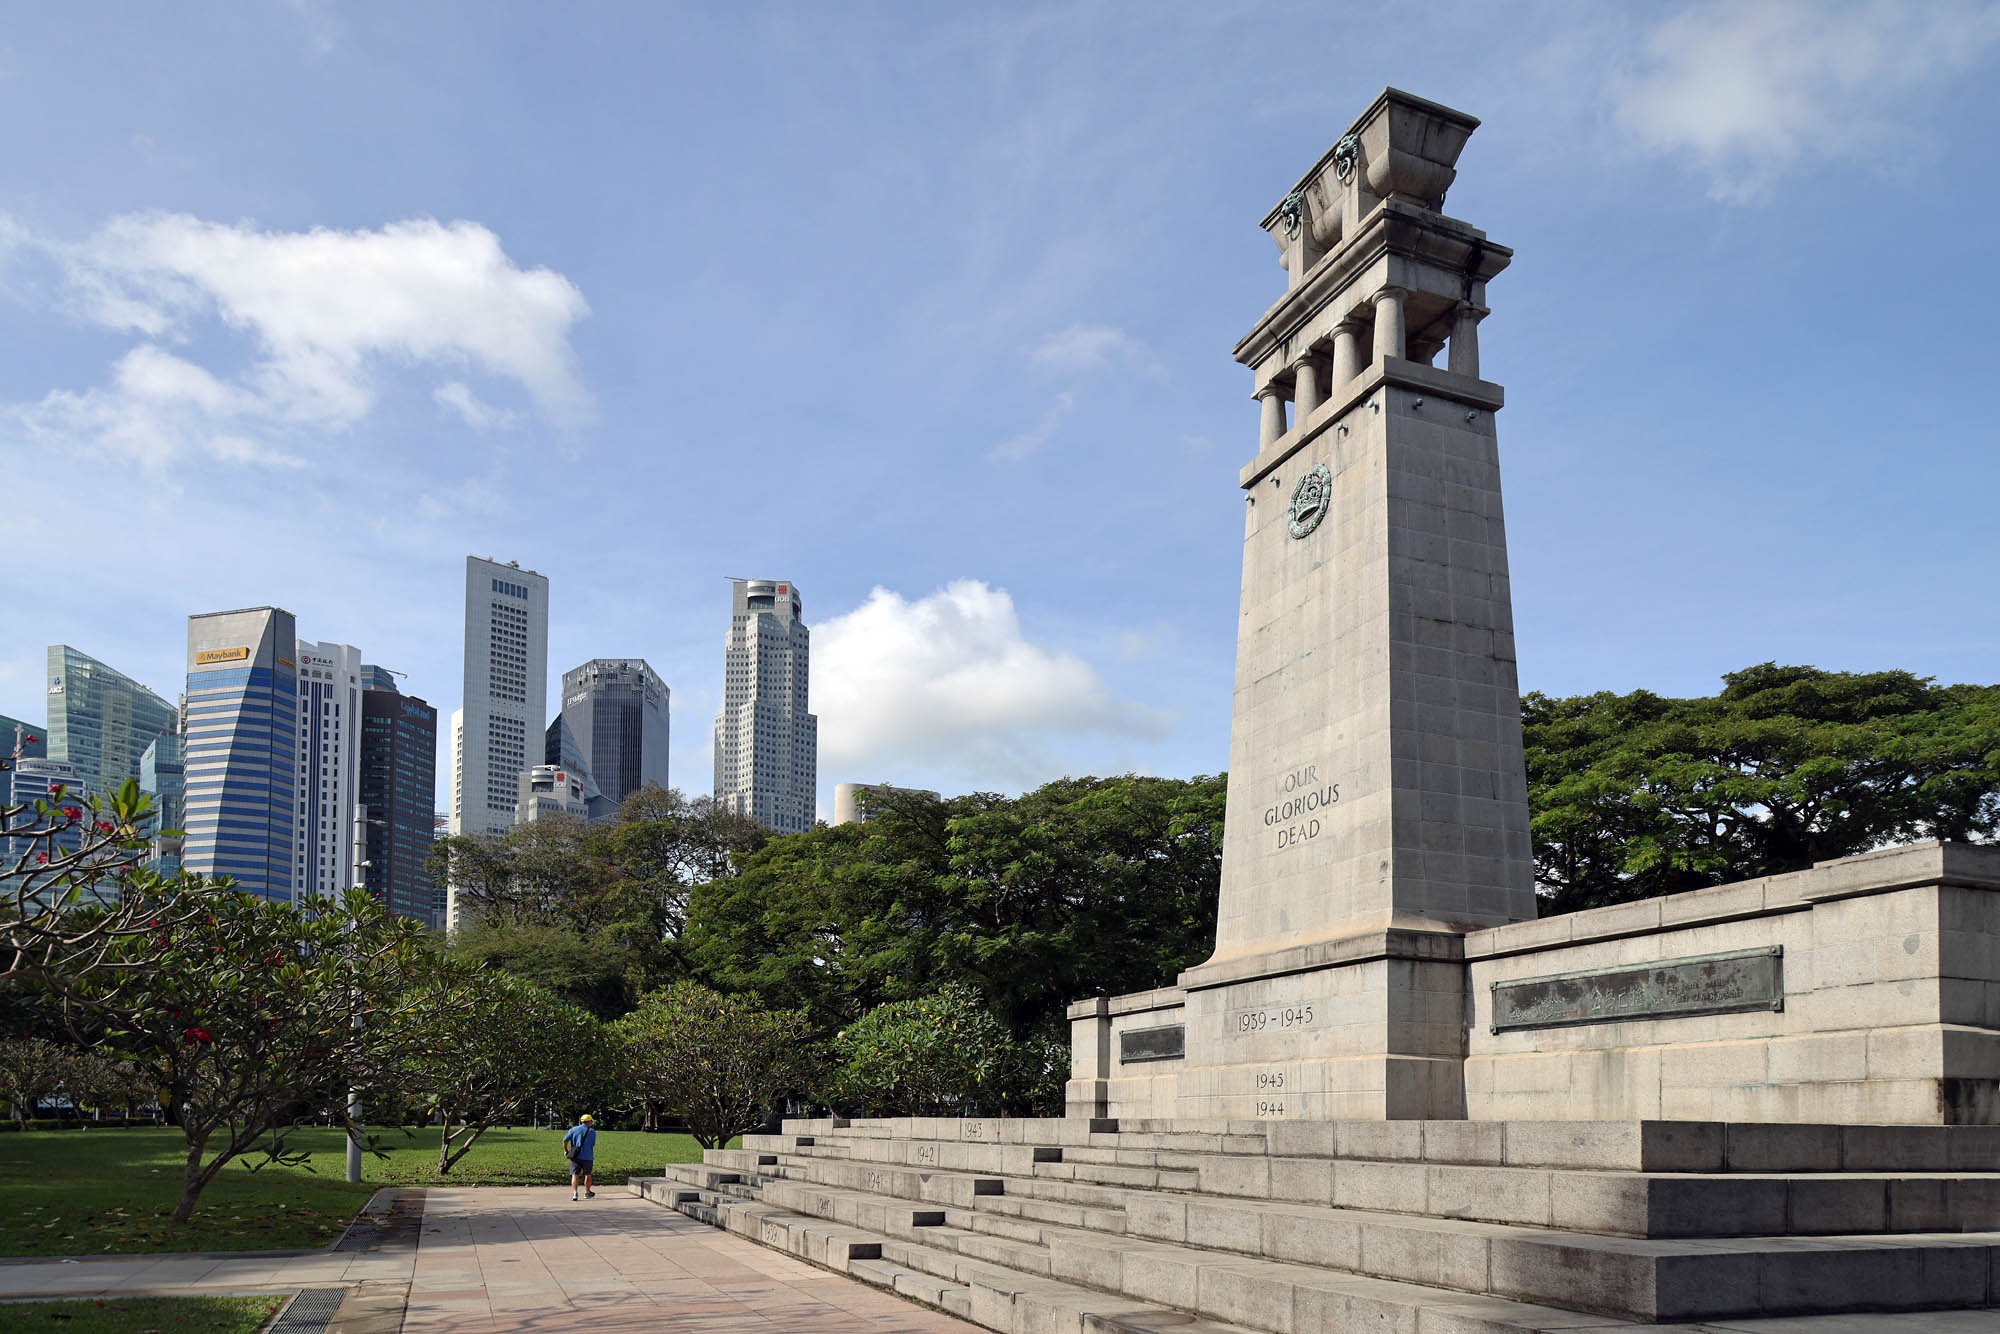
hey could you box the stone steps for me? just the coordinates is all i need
[713,1139,2000,1239]
[633,1177,1264,1333]
[764,1116,2000,1173]
[678,1157,2000,1324]
[638,1175,1641,1334]
[649,1117,2000,1331]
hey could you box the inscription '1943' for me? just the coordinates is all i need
[1266,764,1338,850]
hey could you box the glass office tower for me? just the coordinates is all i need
[181,608,299,901]
[0,713,47,813]
[139,733,185,873]
[556,658,668,810]
[45,646,177,807]
[359,673,439,927]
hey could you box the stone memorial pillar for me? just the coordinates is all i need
[1176,89,1534,1119]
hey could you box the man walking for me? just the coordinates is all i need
[563,1113,597,1200]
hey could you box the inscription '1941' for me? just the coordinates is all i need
[1266,764,1338,850]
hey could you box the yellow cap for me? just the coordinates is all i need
[580,1114,594,1123]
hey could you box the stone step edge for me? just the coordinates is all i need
[733,1167,2000,1324]
[769,1119,2000,1174]
[710,1144,2000,1242]
[638,1173,1668,1334]
[631,1176,1273,1334]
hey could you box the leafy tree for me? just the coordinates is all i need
[685,775,1226,1043]
[0,1037,69,1122]
[72,889,451,1222]
[829,983,1054,1116]
[1526,664,2000,914]
[447,918,636,1020]
[392,971,614,1174]
[1,769,227,986]
[619,980,819,1149]
[427,786,767,1014]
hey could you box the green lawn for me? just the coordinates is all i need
[0,1125,718,1258]
[0,1295,282,1333]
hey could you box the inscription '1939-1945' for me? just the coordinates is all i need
[1266,764,1338,850]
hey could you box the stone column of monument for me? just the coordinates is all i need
[1174,89,1534,1120]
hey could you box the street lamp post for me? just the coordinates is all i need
[346,803,389,1185]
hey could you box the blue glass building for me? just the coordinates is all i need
[140,733,185,874]
[181,607,298,901]
[0,713,48,814]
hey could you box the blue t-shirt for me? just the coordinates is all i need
[563,1124,596,1159]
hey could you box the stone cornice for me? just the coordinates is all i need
[1178,926,1466,993]
[1234,201,1510,374]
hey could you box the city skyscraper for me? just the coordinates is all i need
[554,658,668,811]
[0,713,47,814]
[181,607,299,902]
[514,764,590,823]
[448,556,548,928]
[294,641,363,901]
[1,757,92,883]
[139,733,184,873]
[541,715,614,822]
[359,668,438,927]
[712,579,818,835]
[45,645,177,809]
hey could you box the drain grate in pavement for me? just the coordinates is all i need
[267,1287,346,1333]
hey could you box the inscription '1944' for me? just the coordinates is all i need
[1266,764,1338,850]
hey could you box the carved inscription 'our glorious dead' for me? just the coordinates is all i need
[1266,763,1338,850]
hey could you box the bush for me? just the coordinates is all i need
[829,984,1060,1117]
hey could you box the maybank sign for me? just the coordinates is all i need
[195,647,251,665]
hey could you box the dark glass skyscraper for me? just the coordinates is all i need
[556,659,668,810]
[360,672,438,928]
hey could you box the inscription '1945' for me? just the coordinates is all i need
[1265,764,1338,850]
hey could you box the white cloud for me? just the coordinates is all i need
[9,212,591,473]
[813,581,1173,790]
[988,391,1074,463]
[1613,0,2000,201]
[1028,322,1154,374]
[434,380,521,430]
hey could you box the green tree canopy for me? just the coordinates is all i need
[619,980,819,1149]
[427,785,767,1016]
[73,889,461,1222]
[392,971,615,1174]
[829,983,1060,1117]
[684,774,1225,1043]
[1526,663,2000,914]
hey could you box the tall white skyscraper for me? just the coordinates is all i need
[294,640,362,901]
[448,556,549,927]
[713,578,818,834]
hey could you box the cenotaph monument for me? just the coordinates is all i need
[1078,89,1533,1120]
[650,91,2000,1332]
[1066,89,2000,1129]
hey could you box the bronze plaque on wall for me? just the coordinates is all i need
[1119,1024,1185,1064]
[1491,946,1783,1033]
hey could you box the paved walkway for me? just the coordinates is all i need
[0,1185,977,1332]
[405,1186,975,1331]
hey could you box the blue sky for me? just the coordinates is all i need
[3,2,1998,814]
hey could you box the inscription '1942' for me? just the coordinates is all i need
[1266,764,1338,850]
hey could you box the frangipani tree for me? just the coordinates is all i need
[75,889,455,1222]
